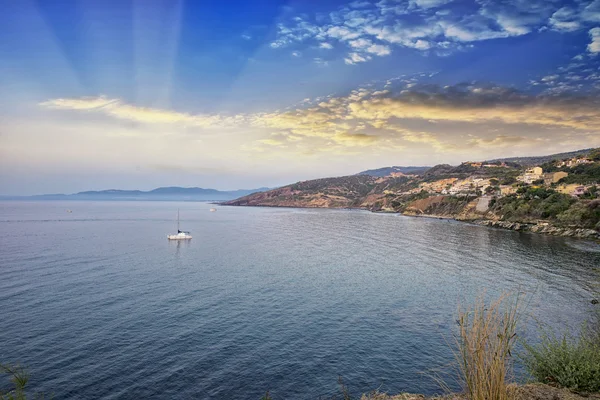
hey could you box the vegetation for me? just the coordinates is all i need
[558,163,600,185]
[489,148,594,167]
[490,188,575,221]
[555,200,600,229]
[260,391,272,400]
[1,364,29,400]
[522,259,600,395]
[453,293,520,400]
[522,329,600,393]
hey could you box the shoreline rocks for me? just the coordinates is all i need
[475,220,600,240]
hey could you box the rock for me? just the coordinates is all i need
[592,299,599,305]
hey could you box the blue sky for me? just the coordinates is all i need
[1,0,600,194]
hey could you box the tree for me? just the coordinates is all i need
[588,148,600,161]
[485,186,497,195]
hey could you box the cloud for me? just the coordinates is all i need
[292,51,302,57]
[325,26,362,40]
[40,96,118,110]
[345,52,372,64]
[346,84,600,130]
[269,0,600,64]
[549,7,581,31]
[349,38,373,49]
[349,1,371,8]
[40,96,229,127]
[333,132,379,146]
[409,0,453,10]
[319,42,334,49]
[589,27,600,54]
[258,138,286,146]
[40,80,600,158]
[366,43,391,55]
[582,0,600,23]
[467,135,532,147]
[541,74,559,82]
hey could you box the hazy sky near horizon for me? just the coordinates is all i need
[1,0,600,194]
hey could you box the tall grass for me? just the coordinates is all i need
[453,293,520,400]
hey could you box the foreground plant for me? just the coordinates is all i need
[454,293,520,400]
[522,325,600,393]
[0,364,29,400]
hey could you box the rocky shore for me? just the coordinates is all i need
[475,220,600,240]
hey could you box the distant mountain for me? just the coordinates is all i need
[487,148,594,167]
[357,149,594,177]
[2,187,271,201]
[357,166,431,177]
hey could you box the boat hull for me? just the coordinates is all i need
[167,235,192,240]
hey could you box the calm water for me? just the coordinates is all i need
[1,201,599,399]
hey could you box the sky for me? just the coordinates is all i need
[1,0,600,195]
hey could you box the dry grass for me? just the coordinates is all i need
[453,293,520,400]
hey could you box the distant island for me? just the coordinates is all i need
[223,148,600,240]
[1,186,271,202]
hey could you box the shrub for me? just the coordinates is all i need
[522,329,600,393]
[454,293,520,400]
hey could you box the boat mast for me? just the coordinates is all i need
[177,209,180,232]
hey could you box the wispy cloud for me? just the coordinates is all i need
[345,52,371,64]
[40,96,118,110]
[268,0,600,65]
[589,27,600,53]
[40,97,232,127]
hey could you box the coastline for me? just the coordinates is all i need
[221,203,600,242]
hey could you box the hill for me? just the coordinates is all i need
[223,147,600,239]
[357,166,431,177]
[487,148,593,167]
[2,187,270,201]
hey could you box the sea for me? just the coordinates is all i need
[1,201,599,399]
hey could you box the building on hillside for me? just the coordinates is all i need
[448,178,475,195]
[500,185,518,196]
[517,166,543,184]
[543,171,568,185]
[419,177,459,193]
[572,186,586,197]
[557,183,585,196]
[483,162,508,168]
[557,157,592,168]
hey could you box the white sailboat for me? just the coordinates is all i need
[167,209,192,240]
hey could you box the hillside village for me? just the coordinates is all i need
[401,157,596,198]
[225,148,600,238]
